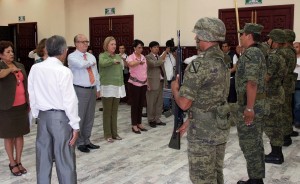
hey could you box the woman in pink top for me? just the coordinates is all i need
[0,41,30,176]
[126,39,148,134]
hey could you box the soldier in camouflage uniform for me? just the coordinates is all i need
[278,29,298,146]
[235,23,267,184]
[172,17,230,184]
[264,29,287,165]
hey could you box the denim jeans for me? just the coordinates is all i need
[294,81,300,124]
[163,81,172,111]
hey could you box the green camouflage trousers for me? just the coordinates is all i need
[236,106,265,179]
[282,95,293,136]
[264,104,284,146]
[188,142,226,184]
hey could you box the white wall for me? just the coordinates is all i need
[0,0,66,43]
[0,0,299,46]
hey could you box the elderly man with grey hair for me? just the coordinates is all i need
[28,35,80,184]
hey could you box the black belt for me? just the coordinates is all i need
[74,84,95,89]
[129,76,147,84]
[46,109,64,112]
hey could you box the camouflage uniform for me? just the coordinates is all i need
[236,23,268,181]
[278,29,297,145]
[180,17,230,184]
[264,29,287,164]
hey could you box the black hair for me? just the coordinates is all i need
[149,41,159,48]
[133,39,144,48]
[166,39,175,47]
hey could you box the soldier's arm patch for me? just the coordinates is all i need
[189,60,201,73]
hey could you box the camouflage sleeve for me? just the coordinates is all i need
[244,47,264,83]
[179,61,205,101]
[278,55,287,79]
[267,53,279,77]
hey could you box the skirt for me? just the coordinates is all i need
[0,103,30,138]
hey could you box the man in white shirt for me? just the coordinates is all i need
[293,42,300,128]
[68,34,101,153]
[161,39,176,112]
[28,35,80,184]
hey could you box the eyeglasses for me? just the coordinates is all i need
[77,41,90,44]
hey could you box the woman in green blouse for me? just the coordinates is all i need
[99,36,126,142]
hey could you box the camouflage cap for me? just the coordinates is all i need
[238,23,264,34]
[268,29,286,43]
[192,17,226,42]
[284,29,295,42]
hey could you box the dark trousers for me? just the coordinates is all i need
[228,77,237,103]
[128,83,147,125]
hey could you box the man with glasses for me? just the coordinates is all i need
[68,34,101,153]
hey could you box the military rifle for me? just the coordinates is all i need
[168,30,184,150]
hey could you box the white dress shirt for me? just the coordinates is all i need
[162,52,176,81]
[68,50,100,91]
[295,57,300,81]
[28,57,80,130]
[28,50,41,61]
[184,55,198,65]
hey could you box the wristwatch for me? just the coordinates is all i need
[73,129,80,132]
[245,108,254,112]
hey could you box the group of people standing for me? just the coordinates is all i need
[172,17,299,184]
[1,16,299,184]
[0,30,177,183]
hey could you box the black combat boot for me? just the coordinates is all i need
[265,145,284,164]
[283,135,292,146]
[237,178,264,184]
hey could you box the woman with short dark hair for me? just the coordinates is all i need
[126,39,148,134]
[0,41,30,176]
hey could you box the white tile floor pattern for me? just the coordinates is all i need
[0,101,300,184]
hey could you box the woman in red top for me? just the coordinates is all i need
[0,41,30,176]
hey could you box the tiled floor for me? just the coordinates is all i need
[0,101,299,184]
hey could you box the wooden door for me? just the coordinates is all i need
[0,26,13,41]
[9,22,37,73]
[219,4,294,47]
[89,15,134,59]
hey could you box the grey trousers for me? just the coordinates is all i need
[146,82,163,123]
[37,110,77,184]
[74,86,97,146]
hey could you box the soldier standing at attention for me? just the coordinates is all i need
[172,17,231,184]
[264,29,287,165]
[279,29,298,146]
[235,23,267,184]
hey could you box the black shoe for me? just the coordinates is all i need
[138,127,148,131]
[156,121,166,126]
[237,179,264,184]
[99,108,103,111]
[283,135,292,147]
[142,113,147,117]
[290,130,299,137]
[149,121,157,128]
[265,153,283,164]
[86,143,100,149]
[77,145,90,153]
[132,127,141,134]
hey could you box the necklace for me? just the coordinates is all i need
[14,71,21,86]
